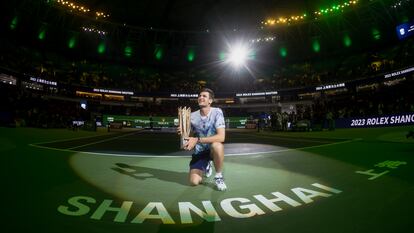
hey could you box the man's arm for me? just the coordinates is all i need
[199,128,225,143]
[183,128,225,151]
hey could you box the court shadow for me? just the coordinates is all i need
[112,162,190,186]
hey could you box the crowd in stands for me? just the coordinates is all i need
[1,70,413,130]
[1,37,413,94]
[1,35,414,130]
[0,85,88,128]
[312,75,414,128]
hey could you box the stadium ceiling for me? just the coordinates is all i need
[2,0,413,64]
[6,0,414,35]
[68,0,316,31]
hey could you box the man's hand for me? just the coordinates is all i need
[183,137,198,151]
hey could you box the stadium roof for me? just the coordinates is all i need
[70,0,318,31]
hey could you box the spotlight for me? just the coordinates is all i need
[227,44,249,67]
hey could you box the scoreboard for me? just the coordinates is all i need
[396,20,414,40]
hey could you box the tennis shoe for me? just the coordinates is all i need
[214,176,227,191]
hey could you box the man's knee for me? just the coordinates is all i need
[189,171,202,186]
[189,176,202,186]
[211,142,223,152]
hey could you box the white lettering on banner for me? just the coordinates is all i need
[384,66,414,78]
[170,94,198,98]
[93,88,134,95]
[390,114,414,124]
[366,117,389,126]
[350,113,414,127]
[57,183,342,224]
[236,91,278,97]
[315,83,345,91]
[30,77,57,86]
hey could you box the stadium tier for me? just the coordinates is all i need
[1,1,414,233]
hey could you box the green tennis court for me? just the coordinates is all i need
[3,126,413,233]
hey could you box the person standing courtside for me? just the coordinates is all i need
[177,88,227,191]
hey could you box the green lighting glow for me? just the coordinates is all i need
[249,50,256,60]
[187,48,195,62]
[279,47,287,57]
[372,28,381,41]
[154,45,163,60]
[124,46,133,57]
[312,39,320,53]
[343,34,352,47]
[68,36,77,49]
[38,29,46,40]
[98,41,106,54]
[10,16,18,30]
[219,52,226,61]
[316,1,358,16]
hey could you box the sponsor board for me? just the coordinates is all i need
[336,113,414,128]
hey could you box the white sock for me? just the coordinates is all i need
[215,172,223,178]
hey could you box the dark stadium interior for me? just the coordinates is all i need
[1,1,414,233]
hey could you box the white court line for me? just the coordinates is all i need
[30,129,144,149]
[67,131,139,150]
[29,137,360,158]
[232,132,345,144]
[30,129,143,146]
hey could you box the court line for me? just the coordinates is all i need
[257,132,352,141]
[30,130,142,146]
[29,130,142,151]
[30,129,144,148]
[29,137,360,158]
[232,132,345,144]
[67,131,139,150]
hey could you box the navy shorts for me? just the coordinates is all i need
[189,150,212,171]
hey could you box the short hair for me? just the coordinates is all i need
[199,88,215,100]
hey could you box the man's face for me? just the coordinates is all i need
[198,91,212,107]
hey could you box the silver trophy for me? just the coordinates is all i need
[178,107,191,149]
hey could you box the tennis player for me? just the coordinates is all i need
[178,88,227,191]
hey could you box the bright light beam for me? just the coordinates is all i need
[227,44,249,67]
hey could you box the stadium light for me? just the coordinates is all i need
[38,25,47,41]
[154,44,163,61]
[279,47,288,58]
[187,47,195,62]
[10,16,18,30]
[312,39,321,53]
[226,43,249,68]
[97,41,106,54]
[68,36,77,49]
[124,45,133,57]
[343,34,352,47]
[372,28,381,41]
[38,30,46,40]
